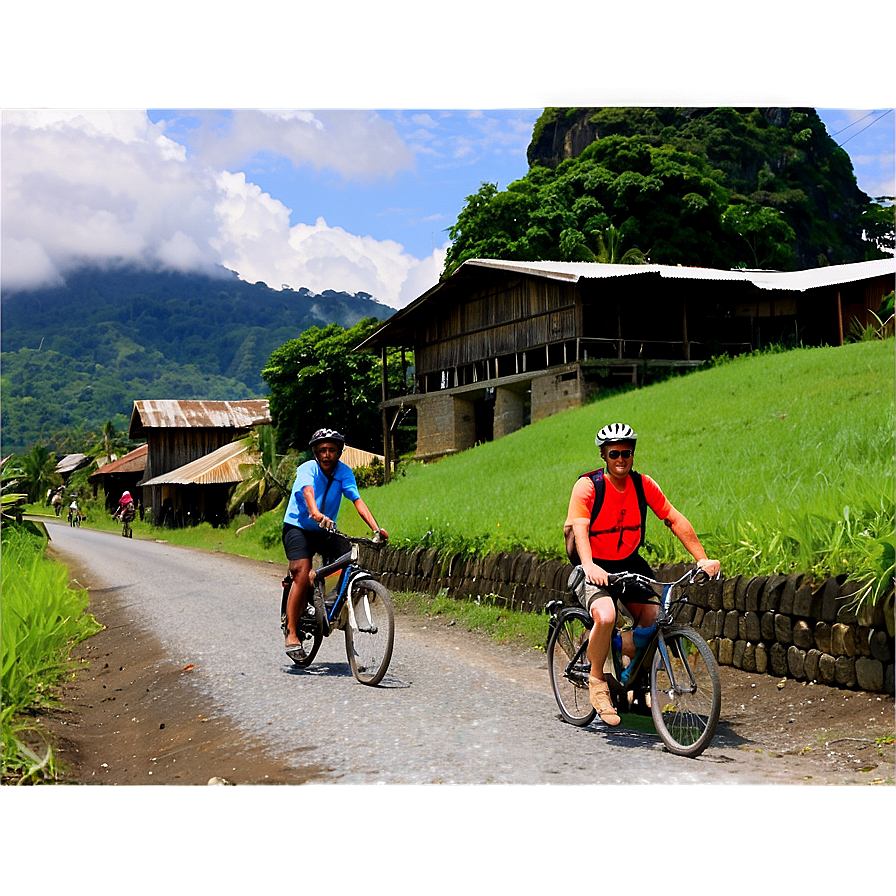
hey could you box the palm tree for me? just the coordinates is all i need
[19,444,58,503]
[228,425,294,518]
[594,225,650,265]
[89,420,133,465]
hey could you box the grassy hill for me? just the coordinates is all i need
[351,340,894,596]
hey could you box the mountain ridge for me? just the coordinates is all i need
[1,264,394,453]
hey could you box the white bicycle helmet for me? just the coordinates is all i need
[595,422,638,447]
[309,428,346,450]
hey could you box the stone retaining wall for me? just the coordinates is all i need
[359,544,895,695]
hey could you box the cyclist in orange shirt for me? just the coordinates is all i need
[564,423,720,726]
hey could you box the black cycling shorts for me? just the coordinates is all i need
[282,523,350,564]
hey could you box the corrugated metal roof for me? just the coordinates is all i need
[341,445,385,468]
[89,444,148,478]
[356,257,895,351]
[55,453,91,475]
[129,399,271,438]
[141,440,258,486]
[466,257,896,291]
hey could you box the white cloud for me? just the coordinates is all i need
[1,110,441,306]
[191,109,415,182]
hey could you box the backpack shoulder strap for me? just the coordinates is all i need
[578,468,605,532]
[629,470,648,548]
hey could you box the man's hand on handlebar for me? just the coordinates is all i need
[316,514,335,530]
[582,559,610,586]
[373,528,389,543]
[696,558,721,578]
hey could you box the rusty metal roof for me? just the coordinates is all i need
[141,440,258,486]
[129,399,271,438]
[89,444,148,479]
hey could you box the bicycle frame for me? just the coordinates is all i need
[548,567,711,696]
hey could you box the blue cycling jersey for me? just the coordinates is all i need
[283,459,360,529]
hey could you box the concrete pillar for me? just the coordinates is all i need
[493,387,526,439]
[415,393,477,459]
[530,371,583,423]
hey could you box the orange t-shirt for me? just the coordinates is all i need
[565,471,672,562]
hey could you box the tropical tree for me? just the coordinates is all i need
[443,108,885,276]
[88,420,135,465]
[262,319,411,454]
[18,444,58,503]
[228,425,298,516]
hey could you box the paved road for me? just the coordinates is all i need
[46,520,835,784]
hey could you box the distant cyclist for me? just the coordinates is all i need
[564,422,720,726]
[281,428,388,663]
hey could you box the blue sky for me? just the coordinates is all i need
[3,106,891,309]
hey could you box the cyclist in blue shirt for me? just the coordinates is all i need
[282,428,388,663]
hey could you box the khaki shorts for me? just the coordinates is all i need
[567,566,636,628]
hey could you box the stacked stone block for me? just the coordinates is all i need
[360,544,895,695]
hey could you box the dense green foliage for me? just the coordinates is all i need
[1,528,102,783]
[357,340,894,600]
[1,265,392,453]
[262,319,412,454]
[445,107,893,275]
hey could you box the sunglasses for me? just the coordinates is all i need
[607,449,634,459]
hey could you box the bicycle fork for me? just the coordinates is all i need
[655,631,699,696]
[345,571,378,634]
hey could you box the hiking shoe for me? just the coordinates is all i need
[588,678,621,726]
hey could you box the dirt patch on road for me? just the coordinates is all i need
[30,561,895,787]
[33,563,326,786]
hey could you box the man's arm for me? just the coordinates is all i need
[302,484,333,528]
[570,518,610,586]
[352,498,388,539]
[664,507,720,576]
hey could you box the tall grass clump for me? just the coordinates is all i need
[1,528,102,783]
[360,340,894,605]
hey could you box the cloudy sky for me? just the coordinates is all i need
[3,106,891,309]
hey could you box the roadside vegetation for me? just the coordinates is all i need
[1,528,102,783]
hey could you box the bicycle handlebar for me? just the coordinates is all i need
[606,566,717,590]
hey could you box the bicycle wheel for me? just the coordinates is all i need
[650,625,721,757]
[547,608,596,726]
[293,587,325,668]
[344,579,394,685]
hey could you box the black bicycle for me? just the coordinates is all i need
[546,567,722,758]
[280,531,395,686]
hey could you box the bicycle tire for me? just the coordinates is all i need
[344,579,394,686]
[650,625,721,757]
[547,608,596,726]
[293,588,325,668]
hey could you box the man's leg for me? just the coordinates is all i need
[587,594,621,726]
[285,557,312,649]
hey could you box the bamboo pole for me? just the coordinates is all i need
[381,347,391,483]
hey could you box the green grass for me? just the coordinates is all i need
[1,527,102,783]
[358,340,895,602]
[391,589,549,650]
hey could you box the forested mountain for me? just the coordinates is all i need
[1,266,392,453]
[445,107,894,274]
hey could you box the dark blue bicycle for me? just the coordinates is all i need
[280,532,394,686]
[546,566,722,757]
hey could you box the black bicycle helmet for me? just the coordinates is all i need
[595,422,638,447]
[309,428,346,450]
